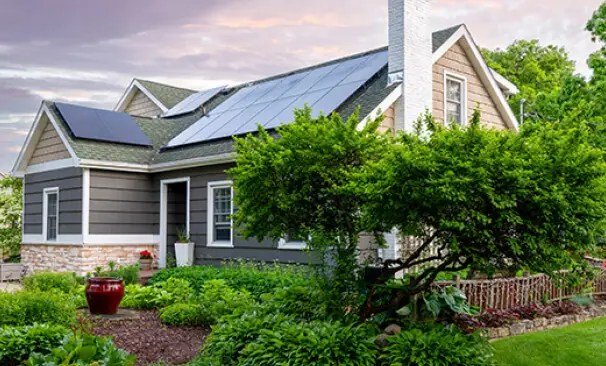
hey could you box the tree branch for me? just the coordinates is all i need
[401,230,441,268]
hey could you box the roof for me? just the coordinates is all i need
[134,79,197,110]
[22,24,518,175]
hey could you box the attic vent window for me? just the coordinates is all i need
[445,73,467,126]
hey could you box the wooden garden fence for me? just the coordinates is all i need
[432,270,606,312]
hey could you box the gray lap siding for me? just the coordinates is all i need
[86,165,311,264]
[23,167,83,235]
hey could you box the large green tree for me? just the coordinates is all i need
[0,175,22,258]
[229,107,606,320]
[482,40,575,120]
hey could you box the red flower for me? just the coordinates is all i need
[140,250,153,259]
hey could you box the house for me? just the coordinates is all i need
[11,0,519,274]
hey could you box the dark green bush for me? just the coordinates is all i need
[0,323,70,363]
[0,291,76,326]
[259,285,331,321]
[380,325,495,366]
[148,261,315,297]
[239,321,378,366]
[159,303,211,327]
[197,279,254,324]
[26,333,136,366]
[197,312,297,365]
[22,272,79,294]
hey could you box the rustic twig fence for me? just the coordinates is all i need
[433,270,606,311]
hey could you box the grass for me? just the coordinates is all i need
[493,316,606,366]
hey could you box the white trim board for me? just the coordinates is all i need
[359,87,402,130]
[22,234,83,245]
[159,177,191,268]
[114,79,168,114]
[443,71,468,127]
[84,235,160,245]
[82,168,90,240]
[25,159,76,175]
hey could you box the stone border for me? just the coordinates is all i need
[487,305,606,339]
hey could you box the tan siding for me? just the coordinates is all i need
[432,41,508,130]
[378,105,395,134]
[28,116,71,166]
[125,89,163,117]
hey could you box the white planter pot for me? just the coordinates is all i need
[175,243,195,267]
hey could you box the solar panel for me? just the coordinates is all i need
[166,50,387,148]
[163,86,226,117]
[55,102,152,146]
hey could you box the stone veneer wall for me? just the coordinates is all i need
[21,244,158,274]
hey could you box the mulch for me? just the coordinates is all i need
[91,311,210,366]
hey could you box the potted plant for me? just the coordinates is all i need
[174,227,194,267]
[139,250,153,270]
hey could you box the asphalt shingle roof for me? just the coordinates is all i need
[136,79,197,109]
[51,25,463,167]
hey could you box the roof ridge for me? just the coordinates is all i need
[135,78,196,93]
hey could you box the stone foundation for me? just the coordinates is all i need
[21,243,158,274]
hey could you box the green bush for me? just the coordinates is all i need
[239,321,378,366]
[196,312,297,365]
[94,263,140,285]
[259,285,331,321]
[0,323,70,363]
[159,303,211,327]
[26,333,136,366]
[148,261,315,297]
[0,291,76,326]
[121,278,194,310]
[380,325,495,366]
[197,279,254,324]
[23,272,79,294]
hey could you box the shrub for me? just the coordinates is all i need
[22,272,79,294]
[380,325,495,366]
[94,263,140,285]
[0,291,76,326]
[259,285,331,321]
[148,261,315,297]
[239,321,378,366]
[198,279,254,324]
[26,333,136,366]
[0,324,70,363]
[159,303,211,327]
[198,312,297,365]
[121,278,195,310]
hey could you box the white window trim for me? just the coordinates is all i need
[443,71,468,127]
[207,180,234,248]
[42,187,59,243]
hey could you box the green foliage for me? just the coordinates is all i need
[196,312,298,366]
[423,286,479,319]
[26,333,136,366]
[148,261,316,298]
[121,278,194,310]
[259,285,332,322]
[239,321,378,366]
[570,294,594,307]
[0,323,70,363]
[197,279,254,324]
[23,271,79,294]
[93,263,140,285]
[0,175,22,257]
[0,291,76,326]
[380,325,494,366]
[228,106,389,292]
[481,40,575,121]
[176,226,191,243]
[159,303,210,327]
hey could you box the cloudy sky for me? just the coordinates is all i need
[0,0,603,173]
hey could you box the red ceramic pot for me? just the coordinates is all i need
[85,277,125,315]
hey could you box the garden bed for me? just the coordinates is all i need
[91,310,210,366]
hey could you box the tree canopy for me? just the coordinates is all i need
[229,107,606,320]
[0,175,22,258]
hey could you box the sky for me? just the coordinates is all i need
[0,0,603,173]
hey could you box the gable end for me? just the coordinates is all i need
[28,115,71,166]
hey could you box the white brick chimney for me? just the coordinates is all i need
[388,0,433,132]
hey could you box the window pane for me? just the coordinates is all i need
[447,101,461,124]
[213,186,232,242]
[46,193,58,240]
[446,79,462,101]
[47,216,57,240]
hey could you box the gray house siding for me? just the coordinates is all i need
[89,170,156,235]
[23,167,83,235]
[155,163,313,265]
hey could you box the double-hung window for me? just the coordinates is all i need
[43,187,59,241]
[207,181,233,247]
[445,74,466,126]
